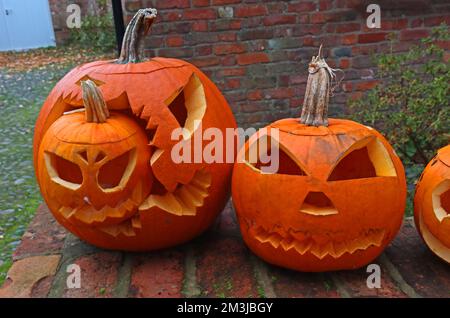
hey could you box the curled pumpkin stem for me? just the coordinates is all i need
[300,45,343,127]
[81,80,110,123]
[117,8,157,64]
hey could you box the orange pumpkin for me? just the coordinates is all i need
[232,47,407,272]
[414,145,450,264]
[34,9,236,250]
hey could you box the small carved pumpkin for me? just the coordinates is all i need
[232,47,407,272]
[414,145,450,264]
[33,9,236,250]
[37,80,152,244]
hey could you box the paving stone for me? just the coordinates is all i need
[0,255,60,298]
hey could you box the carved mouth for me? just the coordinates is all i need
[139,169,211,216]
[52,182,144,237]
[246,220,386,259]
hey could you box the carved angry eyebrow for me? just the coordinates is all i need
[327,136,397,181]
[244,134,309,176]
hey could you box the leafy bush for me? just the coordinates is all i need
[349,24,449,166]
[68,0,116,52]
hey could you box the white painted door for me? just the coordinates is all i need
[0,0,55,51]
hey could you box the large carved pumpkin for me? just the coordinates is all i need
[33,9,236,250]
[414,145,450,264]
[232,47,407,272]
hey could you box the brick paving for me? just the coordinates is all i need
[1,201,449,298]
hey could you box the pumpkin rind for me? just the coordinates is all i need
[33,9,237,250]
[232,47,406,272]
[414,145,450,264]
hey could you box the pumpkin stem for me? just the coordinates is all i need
[117,8,157,64]
[81,80,110,123]
[300,45,342,127]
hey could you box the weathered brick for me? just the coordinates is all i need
[63,252,121,298]
[190,56,221,67]
[166,36,184,47]
[193,0,210,7]
[155,0,190,9]
[332,47,352,57]
[287,1,316,13]
[268,38,300,50]
[184,8,217,20]
[129,251,184,298]
[195,235,258,297]
[237,52,270,65]
[358,32,388,43]
[235,5,268,18]
[214,43,246,55]
[400,29,430,41]
[263,15,296,26]
[239,29,274,41]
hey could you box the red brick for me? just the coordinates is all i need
[225,78,241,90]
[217,68,246,77]
[190,56,220,67]
[237,53,270,65]
[129,251,184,298]
[263,15,296,26]
[339,58,351,69]
[319,0,333,10]
[218,33,237,41]
[424,16,450,27]
[166,36,184,47]
[184,8,217,20]
[332,267,407,297]
[212,0,240,4]
[196,236,258,297]
[195,45,212,56]
[63,252,121,298]
[235,5,268,18]
[400,29,430,41]
[342,34,358,45]
[155,0,190,9]
[288,1,316,13]
[247,90,263,101]
[335,22,361,33]
[265,87,295,99]
[13,204,66,261]
[358,32,388,43]
[192,21,208,32]
[221,55,236,66]
[193,0,210,7]
[411,18,423,28]
[381,19,408,30]
[355,80,379,91]
[214,43,246,55]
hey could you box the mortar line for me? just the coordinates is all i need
[182,244,201,298]
[112,253,133,298]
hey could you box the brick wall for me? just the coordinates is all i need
[51,0,450,128]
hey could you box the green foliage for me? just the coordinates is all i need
[349,24,449,166]
[68,1,115,52]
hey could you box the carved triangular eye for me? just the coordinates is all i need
[45,152,83,189]
[98,149,136,191]
[94,151,106,163]
[328,137,396,181]
[246,136,307,176]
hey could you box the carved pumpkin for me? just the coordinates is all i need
[34,9,236,250]
[232,47,407,272]
[414,145,450,264]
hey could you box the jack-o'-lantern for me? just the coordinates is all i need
[232,47,407,272]
[34,9,236,250]
[414,145,450,264]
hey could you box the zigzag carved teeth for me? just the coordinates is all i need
[250,221,386,258]
[139,169,211,216]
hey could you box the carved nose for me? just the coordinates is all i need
[300,192,338,216]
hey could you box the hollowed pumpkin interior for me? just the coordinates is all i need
[432,180,450,221]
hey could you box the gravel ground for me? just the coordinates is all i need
[0,65,74,284]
